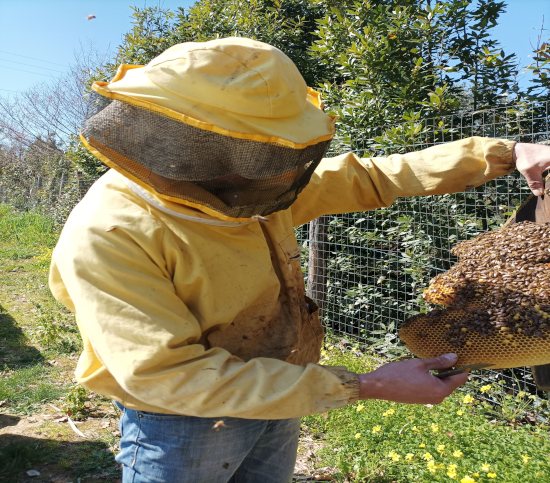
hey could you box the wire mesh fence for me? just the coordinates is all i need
[299,100,549,402]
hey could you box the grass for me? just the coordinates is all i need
[0,364,65,414]
[0,205,81,361]
[303,342,550,482]
[0,204,58,267]
[0,435,119,482]
[0,204,118,481]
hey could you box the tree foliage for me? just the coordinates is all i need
[107,1,327,85]
[311,0,521,152]
[0,47,109,220]
[526,40,550,100]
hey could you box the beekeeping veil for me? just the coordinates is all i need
[80,37,335,220]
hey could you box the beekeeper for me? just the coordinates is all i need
[49,37,550,483]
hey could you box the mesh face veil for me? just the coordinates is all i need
[79,38,335,219]
[82,100,331,218]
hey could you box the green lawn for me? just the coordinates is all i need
[0,205,119,482]
[304,342,550,482]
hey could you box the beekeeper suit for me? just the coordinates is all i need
[50,37,529,482]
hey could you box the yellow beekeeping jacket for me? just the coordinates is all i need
[49,137,514,419]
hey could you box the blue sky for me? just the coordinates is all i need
[0,0,548,97]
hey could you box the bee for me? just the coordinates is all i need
[212,420,226,431]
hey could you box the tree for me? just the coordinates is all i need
[525,21,549,101]
[0,46,107,218]
[106,1,327,85]
[178,0,327,85]
[311,0,519,152]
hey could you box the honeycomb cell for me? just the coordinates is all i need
[400,310,550,369]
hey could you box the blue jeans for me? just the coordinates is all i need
[115,404,301,483]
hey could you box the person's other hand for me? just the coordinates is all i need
[357,353,469,404]
[514,142,550,196]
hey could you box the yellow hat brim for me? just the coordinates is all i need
[92,64,335,150]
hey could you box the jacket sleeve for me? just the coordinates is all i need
[49,215,359,419]
[291,136,515,225]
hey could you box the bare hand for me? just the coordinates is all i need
[357,353,468,404]
[514,142,550,196]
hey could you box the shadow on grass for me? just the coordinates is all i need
[0,303,44,369]
[0,414,20,430]
[0,428,120,482]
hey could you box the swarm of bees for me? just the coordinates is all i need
[400,221,550,368]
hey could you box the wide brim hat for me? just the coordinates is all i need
[81,37,335,220]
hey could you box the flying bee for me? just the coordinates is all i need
[212,420,226,431]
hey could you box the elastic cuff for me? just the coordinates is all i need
[322,366,361,402]
[484,138,516,177]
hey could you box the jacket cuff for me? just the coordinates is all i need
[322,365,361,403]
[483,138,516,179]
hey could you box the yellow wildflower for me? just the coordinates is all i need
[447,464,458,479]
[522,454,531,464]
[453,450,464,458]
[354,432,362,439]
[487,472,497,479]
[481,463,491,472]
[405,453,414,462]
[383,408,395,417]
[388,450,400,462]
[456,409,465,416]
[427,460,437,474]
[419,443,426,448]
[423,452,434,461]
[356,403,365,412]
[412,425,419,432]
[437,444,446,454]
[460,476,476,483]
[462,394,475,404]
[431,423,440,433]
[479,384,492,393]
[372,425,382,434]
